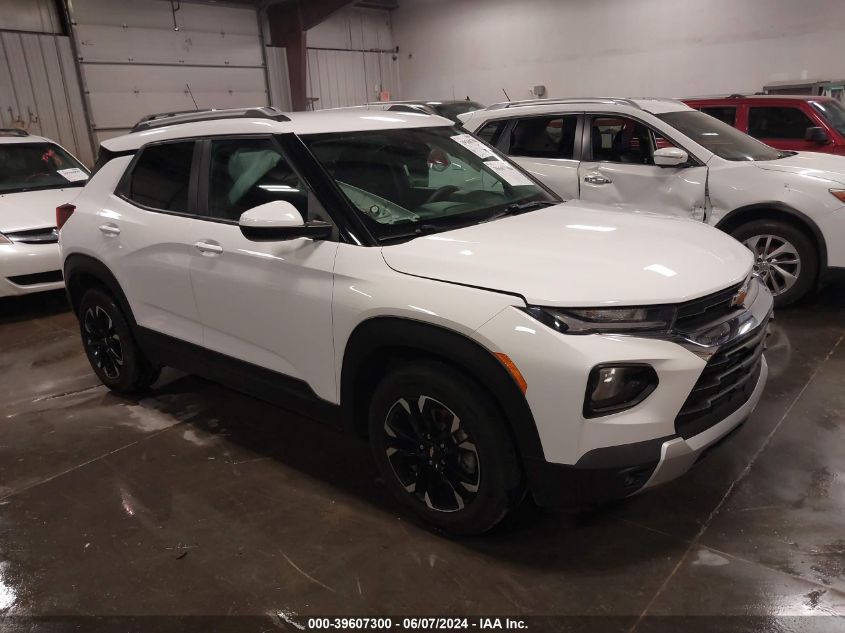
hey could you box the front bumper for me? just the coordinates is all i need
[523,356,768,507]
[473,277,772,507]
[0,242,63,297]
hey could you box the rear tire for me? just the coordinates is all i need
[730,219,818,307]
[368,361,524,535]
[78,288,160,393]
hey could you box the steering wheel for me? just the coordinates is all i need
[26,172,50,182]
[424,185,460,204]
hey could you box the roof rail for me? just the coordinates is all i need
[0,128,30,137]
[485,97,644,111]
[130,107,291,133]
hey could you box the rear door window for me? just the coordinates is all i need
[699,106,737,126]
[589,116,653,164]
[127,141,195,213]
[509,115,577,159]
[748,107,814,139]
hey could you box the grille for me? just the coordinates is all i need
[8,270,63,286]
[675,319,768,439]
[674,282,743,331]
[5,227,59,244]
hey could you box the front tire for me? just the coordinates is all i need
[78,288,160,393]
[730,219,818,307]
[368,361,524,535]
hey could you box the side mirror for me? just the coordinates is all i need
[239,201,333,242]
[805,126,829,144]
[653,147,689,167]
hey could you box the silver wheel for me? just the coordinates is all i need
[743,234,801,296]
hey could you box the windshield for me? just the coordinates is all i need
[302,126,557,240]
[432,102,484,121]
[657,111,782,161]
[0,142,89,194]
[810,100,845,136]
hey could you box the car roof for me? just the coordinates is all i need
[459,97,692,125]
[0,131,51,145]
[101,106,454,153]
[685,94,838,103]
[367,100,477,106]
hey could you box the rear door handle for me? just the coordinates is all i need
[584,175,612,185]
[98,223,121,236]
[194,240,223,255]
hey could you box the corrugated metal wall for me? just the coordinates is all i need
[1,0,62,34]
[0,31,95,165]
[306,8,399,109]
[70,0,273,144]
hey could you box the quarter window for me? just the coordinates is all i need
[509,116,577,159]
[699,106,737,126]
[476,120,507,147]
[207,138,313,222]
[128,142,194,213]
[748,107,814,140]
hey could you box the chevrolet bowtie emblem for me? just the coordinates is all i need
[731,284,749,308]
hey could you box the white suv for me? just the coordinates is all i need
[460,98,845,306]
[59,107,771,534]
[0,129,89,297]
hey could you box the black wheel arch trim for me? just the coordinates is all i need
[715,201,828,271]
[341,316,546,468]
[63,254,138,326]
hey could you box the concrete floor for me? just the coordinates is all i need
[1,284,844,632]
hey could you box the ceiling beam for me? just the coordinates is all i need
[267,0,355,110]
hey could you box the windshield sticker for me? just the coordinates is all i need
[486,161,534,187]
[450,134,497,159]
[56,168,89,182]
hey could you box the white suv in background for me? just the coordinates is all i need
[460,98,845,306]
[0,129,89,297]
[60,107,771,534]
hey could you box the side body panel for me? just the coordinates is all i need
[59,155,203,344]
[188,222,339,401]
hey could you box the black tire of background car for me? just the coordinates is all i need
[368,360,525,535]
[78,288,161,393]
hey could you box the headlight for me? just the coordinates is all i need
[522,305,675,334]
[0,232,11,245]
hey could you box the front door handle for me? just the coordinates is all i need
[194,240,223,255]
[584,175,612,185]
[98,223,121,236]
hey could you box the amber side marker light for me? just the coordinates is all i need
[830,189,845,203]
[494,352,528,394]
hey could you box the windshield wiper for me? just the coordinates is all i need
[500,200,558,216]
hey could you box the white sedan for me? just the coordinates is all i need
[0,130,89,297]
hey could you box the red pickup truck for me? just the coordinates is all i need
[683,94,845,155]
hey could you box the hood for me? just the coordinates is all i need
[381,202,753,307]
[0,187,81,233]
[754,151,845,187]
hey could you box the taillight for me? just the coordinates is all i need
[56,203,75,230]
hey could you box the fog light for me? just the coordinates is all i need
[584,364,658,418]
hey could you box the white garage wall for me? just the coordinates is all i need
[70,0,271,144]
[0,31,94,165]
[393,0,845,104]
[305,7,399,109]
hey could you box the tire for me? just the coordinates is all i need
[368,361,524,535]
[730,219,818,307]
[78,288,160,393]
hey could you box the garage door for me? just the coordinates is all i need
[70,0,272,145]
